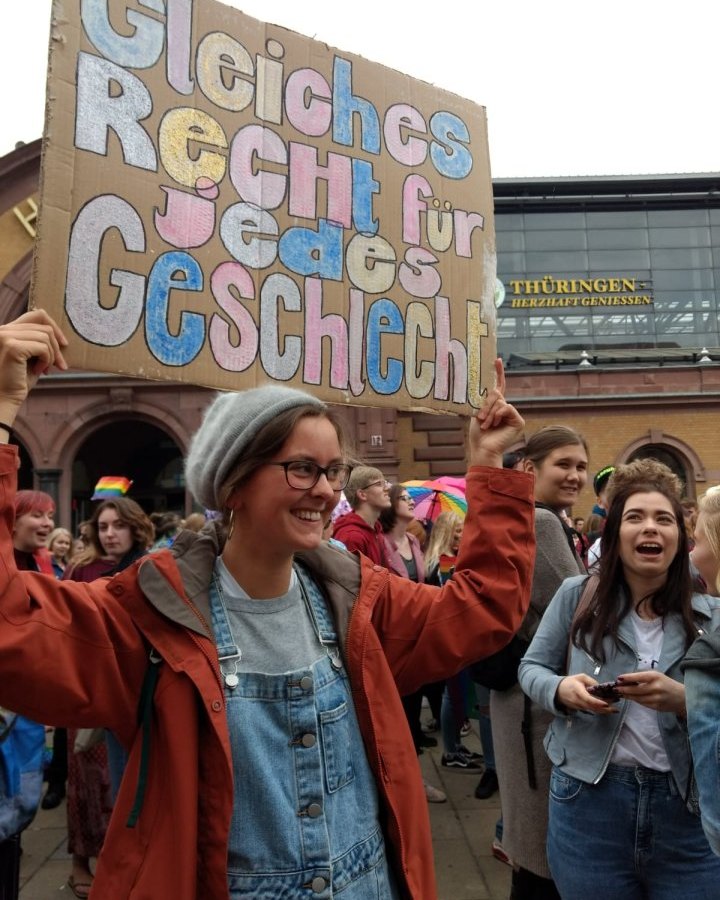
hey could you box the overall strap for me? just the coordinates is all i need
[294,563,342,669]
[293,563,338,644]
[209,576,242,666]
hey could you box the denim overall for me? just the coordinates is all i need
[209,565,399,899]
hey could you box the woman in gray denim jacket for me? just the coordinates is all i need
[683,485,720,857]
[519,458,720,900]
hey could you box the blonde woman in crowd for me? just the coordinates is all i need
[47,526,72,578]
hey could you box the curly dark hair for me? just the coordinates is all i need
[572,457,696,662]
[70,497,154,570]
[379,483,406,533]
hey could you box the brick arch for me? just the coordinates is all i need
[53,401,191,473]
[49,400,194,524]
[9,414,45,471]
[617,431,706,485]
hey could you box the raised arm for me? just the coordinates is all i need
[0,312,147,739]
[368,360,536,693]
[468,358,524,468]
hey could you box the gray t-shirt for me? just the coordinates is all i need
[215,558,324,674]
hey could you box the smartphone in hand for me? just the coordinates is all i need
[587,678,640,702]
[587,681,622,702]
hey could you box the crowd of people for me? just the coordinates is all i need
[1,309,720,900]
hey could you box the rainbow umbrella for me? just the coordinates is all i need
[402,478,467,523]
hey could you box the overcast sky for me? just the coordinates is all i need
[3,0,718,178]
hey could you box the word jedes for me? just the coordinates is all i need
[64,0,491,407]
[66,193,488,405]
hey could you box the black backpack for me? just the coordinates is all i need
[468,635,529,691]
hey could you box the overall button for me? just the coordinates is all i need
[311,876,328,893]
[299,675,313,691]
[307,802,322,818]
[301,733,316,748]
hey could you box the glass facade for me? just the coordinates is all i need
[495,198,720,359]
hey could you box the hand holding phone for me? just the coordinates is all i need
[587,680,622,702]
[587,678,640,703]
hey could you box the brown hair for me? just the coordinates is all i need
[523,425,588,469]
[70,497,154,569]
[150,511,181,540]
[218,406,351,515]
[583,513,604,535]
[406,517,428,551]
[379,483,407,533]
[572,458,694,661]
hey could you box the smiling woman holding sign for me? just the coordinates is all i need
[0,310,534,899]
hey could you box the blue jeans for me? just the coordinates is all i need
[440,686,460,753]
[105,730,128,803]
[548,764,720,899]
[474,684,495,772]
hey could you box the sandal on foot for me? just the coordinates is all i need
[67,876,93,898]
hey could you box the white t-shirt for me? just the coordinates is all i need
[611,610,670,771]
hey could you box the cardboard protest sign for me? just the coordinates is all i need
[33,0,496,413]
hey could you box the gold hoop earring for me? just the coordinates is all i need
[227,508,235,540]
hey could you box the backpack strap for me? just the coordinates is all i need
[565,574,599,674]
[126,647,163,828]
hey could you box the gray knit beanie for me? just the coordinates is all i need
[185,385,326,511]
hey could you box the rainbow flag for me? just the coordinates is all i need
[437,554,457,585]
[92,476,133,500]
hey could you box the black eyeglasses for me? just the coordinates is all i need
[269,460,353,491]
[363,480,390,491]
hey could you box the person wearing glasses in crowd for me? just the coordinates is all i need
[332,466,392,565]
[0,310,536,899]
[380,485,447,804]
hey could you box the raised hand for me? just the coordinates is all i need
[0,310,68,424]
[468,359,525,468]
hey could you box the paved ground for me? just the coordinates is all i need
[18,727,511,899]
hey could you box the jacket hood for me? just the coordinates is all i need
[333,511,377,534]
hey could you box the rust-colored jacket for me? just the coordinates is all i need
[0,446,534,898]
